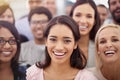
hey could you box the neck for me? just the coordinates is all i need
[34,38,45,45]
[101,63,120,80]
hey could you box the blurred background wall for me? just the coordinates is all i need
[2,0,108,20]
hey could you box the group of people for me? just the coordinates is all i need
[0,0,120,80]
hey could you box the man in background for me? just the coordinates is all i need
[97,4,109,25]
[108,0,120,25]
[15,0,43,40]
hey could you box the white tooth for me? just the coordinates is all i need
[2,52,11,55]
[79,26,87,29]
[105,51,115,54]
[54,52,65,56]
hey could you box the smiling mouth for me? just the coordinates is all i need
[2,52,12,56]
[53,52,67,59]
[104,50,115,56]
[54,52,66,56]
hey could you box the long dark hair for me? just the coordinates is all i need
[70,0,100,41]
[0,21,25,79]
[36,15,87,69]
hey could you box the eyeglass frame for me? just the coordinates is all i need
[0,38,19,46]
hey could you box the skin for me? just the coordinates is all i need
[28,0,43,10]
[30,13,48,44]
[72,3,95,36]
[44,24,78,80]
[0,27,17,80]
[72,3,95,59]
[109,0,120,24]
[97,6,108,25]
[0,8,14,24]
[98,27,120,64]
[97,27,120,80]
[42,0,56,16]
[0,27,17,63]
[46,24,77,64]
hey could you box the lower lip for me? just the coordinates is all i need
[105,53,114,57]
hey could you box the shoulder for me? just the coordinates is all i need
[87,67,107,80]
[75,69,98,80]
[26,64,43,80]
[21,41,34,47]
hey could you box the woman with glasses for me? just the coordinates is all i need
[0,21,26,80]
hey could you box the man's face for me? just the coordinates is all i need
[97,6,108,25]
[109,0,120,24]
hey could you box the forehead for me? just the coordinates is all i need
[109,0,120,3]
[31,14,48,20]
[49,24,74,37]
[74,3,94,14]
[98,27,120,38]
[0,27,13,37]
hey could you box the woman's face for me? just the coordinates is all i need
[46,24,77,64]
[0,27,17,63]
[72,3,95,36]
[98,27,120,64]
[0,8,14,24]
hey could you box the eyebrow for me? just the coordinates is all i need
[0,37,15,39]
[49,35,73,39]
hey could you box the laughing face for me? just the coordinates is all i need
[97,27,120,64]
[0,27,17,63]
[72,3,95,36]
[30,13,48,40]
[45,24,77,64]
[109,0,120,24]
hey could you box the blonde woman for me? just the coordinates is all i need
[88,24,120,80]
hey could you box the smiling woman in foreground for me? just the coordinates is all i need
[26,15,98,80]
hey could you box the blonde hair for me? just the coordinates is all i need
[95,24,120,69]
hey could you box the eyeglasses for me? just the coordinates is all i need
[0,39,17,46]
[30,20,48,26]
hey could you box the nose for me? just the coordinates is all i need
[3,42,11,49]
[79,16,87,25]
[55,41,64,51]
[106,41,113,48]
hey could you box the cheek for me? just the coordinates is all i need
[98,45,104,53]
[14,45,17,53]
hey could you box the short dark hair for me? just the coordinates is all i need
[36,15,87,69]
[70,0,100,41]
[28,7,52,23]
[0,21,25,78]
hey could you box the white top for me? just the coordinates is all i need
[26,65,98,80]
[87,67,107,80]
[19,41,45,66]
[87,40,95,68]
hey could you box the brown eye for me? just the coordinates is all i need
[9,39,17,45]
[0,39,5,45]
